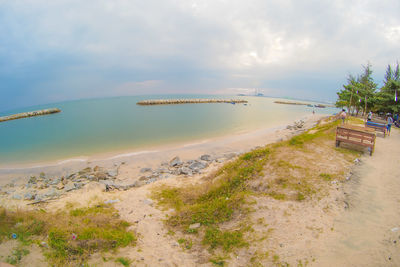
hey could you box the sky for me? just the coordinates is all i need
[1,0,399,112]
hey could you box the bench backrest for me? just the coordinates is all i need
[336,126,375,143]
[366,121,386,127]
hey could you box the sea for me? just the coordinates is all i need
[0,95,339,167]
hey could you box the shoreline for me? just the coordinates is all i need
[0,114,321,170]
[0,114,326,184]
[2,115,399,266]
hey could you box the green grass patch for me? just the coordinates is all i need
[6,246,30,265]
[203,227,248,252]
[296,192,305,201]
[178,238,193,249]
[153,147,271,229]
[289,120,341,147]
[115,257,132,266]
[268,191,287,200]
[319,173,332,181]
[0,204,136,266]
[210,255,227,266]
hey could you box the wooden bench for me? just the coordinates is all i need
[365,121,386,137]
[336,125,376,155]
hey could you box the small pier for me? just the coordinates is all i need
[0,108,61,122]
[137,99,248,105]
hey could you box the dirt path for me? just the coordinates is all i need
[313,128,400,266]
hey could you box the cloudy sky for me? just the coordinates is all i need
[1,0,399,112]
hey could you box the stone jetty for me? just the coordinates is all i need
[274,101,307,106]
[137,99,248,105]
[0,108,61,122]
[274,101,327,108]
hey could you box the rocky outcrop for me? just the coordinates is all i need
[0,153,241,203]
[286,120,305,130]
[0,108,61,122]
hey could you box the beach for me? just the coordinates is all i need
[0,113,325,265]
[2,1,398,265]
[0,113,323,199]
[1,114,398,266]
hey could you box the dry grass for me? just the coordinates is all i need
[0,203,136,266]
[152,117,363,264]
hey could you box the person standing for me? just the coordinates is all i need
[367,111,372,121]
[387,115,393,136]
[340,109,347,124]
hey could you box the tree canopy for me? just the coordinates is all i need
[336,62,400,116]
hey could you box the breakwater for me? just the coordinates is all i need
[137,99,248,105]
[0,108,61,122]
[274,101,327,108]
[274,101,308,106]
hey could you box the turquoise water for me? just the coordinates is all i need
[0,95,338,166]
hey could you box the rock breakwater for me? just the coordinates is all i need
[0,108,61,122]
[274,101,327,108]
[137,99,248,105]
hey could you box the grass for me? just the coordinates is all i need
[6,246,30,265]
[319,173,332,181]
[203,227,248,252]
[153,147,271,255]
[177,238,193,249]
[210,255,227,266]
[152,117,362,263]
[154,147,271,229]
[0,204,136,266]
[115,257,132,266]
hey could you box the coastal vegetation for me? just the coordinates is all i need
[0,203,136,266]
[153,117,362,265]
[336,62,400,115]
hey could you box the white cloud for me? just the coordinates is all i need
[0,0,399,110]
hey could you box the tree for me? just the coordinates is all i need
[374,63,400,114]
[357,63,377,115]
[335,63,377,115]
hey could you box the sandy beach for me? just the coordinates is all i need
[0,114,321,187]
[1,115,399,266]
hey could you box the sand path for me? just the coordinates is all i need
[313,128,400,266]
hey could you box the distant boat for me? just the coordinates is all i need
[315,104,326,108]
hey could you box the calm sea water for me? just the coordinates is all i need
[0,95,338,166]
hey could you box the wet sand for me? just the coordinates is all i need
[312,128,400,266]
